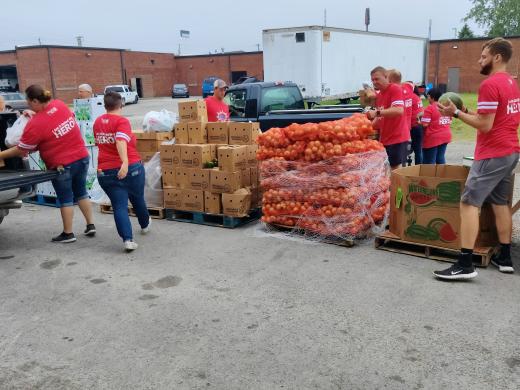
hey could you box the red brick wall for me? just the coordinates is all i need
[0,51,17,66]
[123,51,176,98]
[16,48,53,94]
[428,38,520,92]
[175,52,263,96]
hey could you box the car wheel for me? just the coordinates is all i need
[134,96,138,104]
[0,215,3,224]
[122,98,126,106]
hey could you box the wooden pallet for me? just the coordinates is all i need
[99,204,165,219]
[374,231,496,267]
[165,208,261,228]
[23,195,63,208]
[266,223,355,247]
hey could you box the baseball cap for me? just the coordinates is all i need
[213,79,228,89]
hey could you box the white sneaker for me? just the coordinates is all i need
[141,218,152,235]
[124,240,138,252]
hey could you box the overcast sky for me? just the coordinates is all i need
[2,0,482,54]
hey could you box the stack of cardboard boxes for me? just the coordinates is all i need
[134,130,173,162]
[161,100,261,217]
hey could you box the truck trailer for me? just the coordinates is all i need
[262,26,428,102]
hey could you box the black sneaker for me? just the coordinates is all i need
[52,232,77,243]
[84,224,96,237]
[491,255,514,273]
[433,263,477,280]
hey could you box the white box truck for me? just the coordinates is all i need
[262,26,428,102]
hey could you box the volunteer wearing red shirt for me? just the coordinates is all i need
[410,85,425,164]
[435,38,520,280]
[94,92,150,252]
[421,88,452,164]
[205,79,230,122]
[366,66,410,169]
[0,85,95,243]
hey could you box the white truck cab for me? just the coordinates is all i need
[104,85,139,105]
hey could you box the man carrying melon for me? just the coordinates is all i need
[434,38,520,280]
[366,66,410,169]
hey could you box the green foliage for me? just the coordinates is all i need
[464,0,520,37]
[458,23,476,39]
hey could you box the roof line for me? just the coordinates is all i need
[262,25,427,41]
[431,35,520,43]
[13,44,174,55]
[176,51,263,59]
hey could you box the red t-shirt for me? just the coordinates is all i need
[411,92,424,127]
[474,72,520,160]
[375,83,410,146]
[205,96,230,122]
[421,104,452,148]
[402,83,414,131]
[94,114,141,170]
[18,99,88,169]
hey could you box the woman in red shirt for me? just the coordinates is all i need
[94,92,150,251]
[421,88,452,164]
[0,85,95,243]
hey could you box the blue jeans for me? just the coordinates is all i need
[97,163,150,241]
[423,143,448,164]
[51,156,90,207]
[410,125,424,165]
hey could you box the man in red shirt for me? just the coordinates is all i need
[205,79,230,122]
[435,38,520,280]
[366,66,410,169]
[409,83,425,164]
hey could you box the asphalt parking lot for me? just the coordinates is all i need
[1,99,519,389]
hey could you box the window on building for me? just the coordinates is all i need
[295,33,305,43]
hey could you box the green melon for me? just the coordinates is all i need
[439,92,464,110]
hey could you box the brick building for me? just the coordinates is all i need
[428,36,520,93]
[0,45,263,102]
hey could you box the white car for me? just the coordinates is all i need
[104,85,139,105]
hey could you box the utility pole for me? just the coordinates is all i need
[324,9,327,27]
[428,19,432,41]
[76,36,84,47]
[365,8,370,32]
[38,37,42,45]
[256,43,260,51]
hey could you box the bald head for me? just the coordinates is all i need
[387,69,402,84]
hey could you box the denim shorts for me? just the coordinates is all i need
[51,156,90,207]
[384,141,408,167]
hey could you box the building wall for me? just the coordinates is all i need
[175,52,263,96]
[123,51,176,98]
[428,37,520,92]
[0,51,17,66]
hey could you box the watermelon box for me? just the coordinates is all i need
[390,165,498,250]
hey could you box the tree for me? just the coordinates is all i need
[458,23,476,39]
[464,0,520,37]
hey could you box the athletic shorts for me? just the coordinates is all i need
[384,141,408,167]
[461,153,519,207]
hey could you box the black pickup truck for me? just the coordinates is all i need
[0,113,57,225]
[224,81,364,131]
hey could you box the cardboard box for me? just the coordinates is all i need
[174,123,189,144]
[250,167,259,187]
[204,192,222,214]
[210,170,242,194]
[159,144,181,167]
[133,130,173,141]
[185,168,210,191]
[222,188,252,217]
[175,167,188,189]
[164,188,182,209]
[181,189,204,212]
[246,145,259,168]
[180,144,212,168]
[228,122,261,145]
[140,151,157,162]
[390,165,497,250]
[188,121,208,144]
[218,145,248,172]
[207,122,229,144]
[162,167,176,188]
[240,169,252,187]
[178,100,208,123]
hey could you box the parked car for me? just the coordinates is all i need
[104,85,139,105]
[0,113,57,225]
[1,92,28,112]
[172,84,189,98]
[202,76,219,98]
[225,81,363,131]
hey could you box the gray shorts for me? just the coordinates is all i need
[461,153,519,207]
